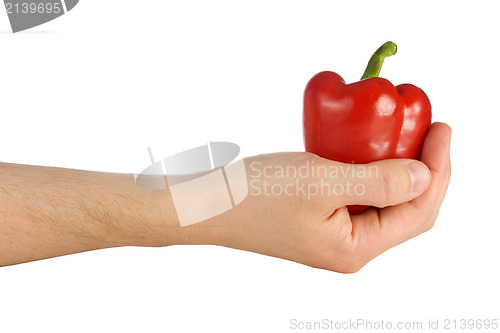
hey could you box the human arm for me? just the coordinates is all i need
[0,122,451,271]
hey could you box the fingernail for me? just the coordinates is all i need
[408,162,430,193]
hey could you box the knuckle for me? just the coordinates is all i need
[337,260,364,274]
[378,162,411,206]
[334,243,367,274]
[380,168,392,205]
[408,202,437,234]
[310,228,371,274]
[422,216,437,233]
[300,151,321,164]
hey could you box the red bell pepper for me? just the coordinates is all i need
[303,42,432,214]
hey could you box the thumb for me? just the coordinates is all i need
[327,159,431,208]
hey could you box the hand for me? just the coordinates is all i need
[0,123,450,269]
[196,122,451,273]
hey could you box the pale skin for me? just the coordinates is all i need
[0,123,451,272]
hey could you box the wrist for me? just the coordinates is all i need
[118,178,217,248]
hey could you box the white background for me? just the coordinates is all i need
[1,1,499,332]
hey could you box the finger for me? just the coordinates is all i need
[350,123,452,256]
[410,122,452,209]
[324,158,431,208]
[379,122,452,238]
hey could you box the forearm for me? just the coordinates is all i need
[0,162,188,266]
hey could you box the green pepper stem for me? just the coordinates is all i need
[360,41,397,80]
